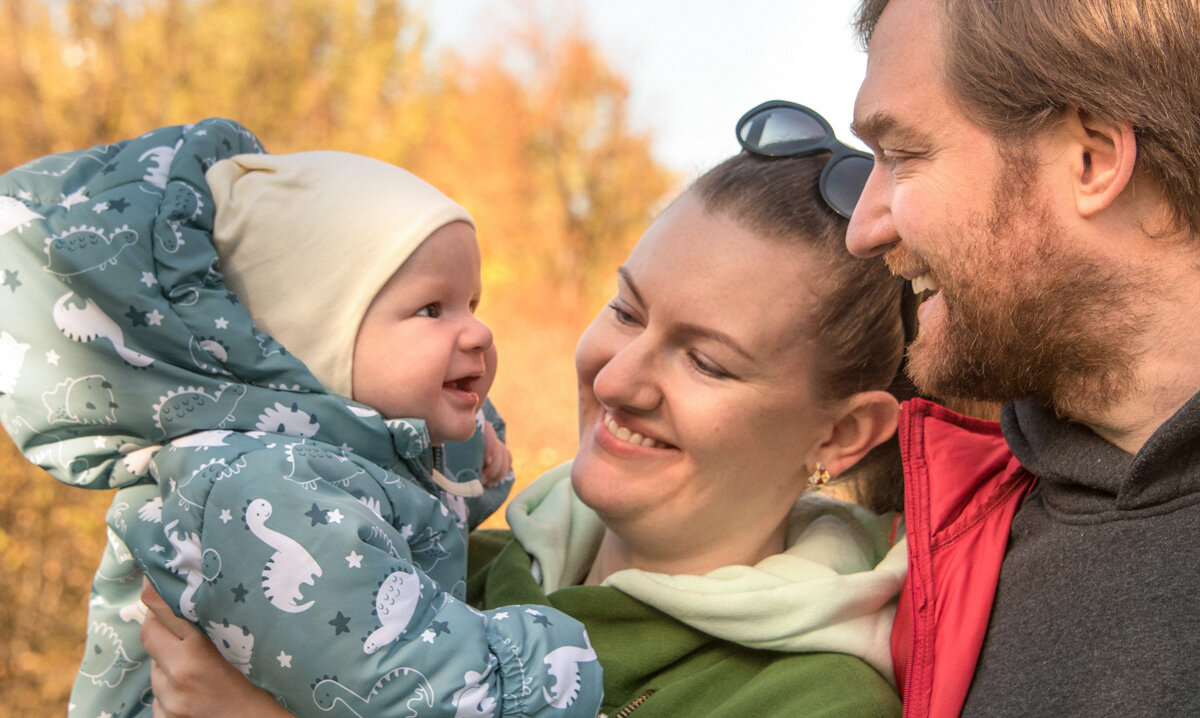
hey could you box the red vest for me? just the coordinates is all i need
[891,400,1037,718]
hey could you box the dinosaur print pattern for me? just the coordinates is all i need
[53,292,155,367]
[43,225,139,277]
[204,619,254,677]
[42,374,119,424]
[152,383,247,437]
[244,498,322,613]
[542,635,599,710]
[362,568,422,654]
[256,402,320,438]
[79,622,143,688]
[283,441,365,490]
[0,330,30,395]
[0,195,45,235]
[311,667,435,718]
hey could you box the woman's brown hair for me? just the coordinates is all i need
[691,152,915,513]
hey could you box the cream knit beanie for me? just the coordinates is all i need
[206,151,474,399]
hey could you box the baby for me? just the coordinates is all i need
[0,119,600,717]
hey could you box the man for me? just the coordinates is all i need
[846,0,1200,715]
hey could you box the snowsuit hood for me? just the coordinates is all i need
[0,118,445,489]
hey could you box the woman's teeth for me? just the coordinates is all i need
[603,412,666,448]
[912,271,940,295]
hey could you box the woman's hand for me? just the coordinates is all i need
[480,419,513,487]
[139,580,291,718]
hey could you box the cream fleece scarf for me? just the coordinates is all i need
[206,151,473,399]
[505,462,907,682]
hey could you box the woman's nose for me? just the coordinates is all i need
[591,337,662,413]
[845,165,900,258]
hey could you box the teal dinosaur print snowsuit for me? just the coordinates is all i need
[0,119,602,718]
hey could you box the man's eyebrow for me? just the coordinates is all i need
[851,112,933,148]
[618,267,756,362]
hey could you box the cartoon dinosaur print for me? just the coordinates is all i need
[155,181,205,253]
[173,456,246,512]
[53,291,155,368]
[152,382,247,437]
[283,442,366,491]
[138,141,181,190]
[164,519,204,621]
[42,374,119,425]
[0,330,30,395]
[204,619,254,677]
[0,195,44,234]
[244,498,322,613]
[541,634,598,710]
[9,146,109,178]
[256,402,320,438]
[362,568,423,655]
[42,224,139,277]
[407,525,451,569]
[79,621,143,688]
[452,669,497,718]
[311,667,435,718]
[188,336,231,376]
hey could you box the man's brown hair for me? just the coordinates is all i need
[855,0,1200,236]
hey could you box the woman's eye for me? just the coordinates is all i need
[416,303,441,318]
[608,301,638,326]
[688,351,732,379]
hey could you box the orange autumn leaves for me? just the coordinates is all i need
[0,0,675,712]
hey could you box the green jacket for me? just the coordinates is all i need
[467,465,904,718]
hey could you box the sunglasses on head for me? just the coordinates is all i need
[735,100,874,219]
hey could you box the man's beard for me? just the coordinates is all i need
[892,162,1150,419]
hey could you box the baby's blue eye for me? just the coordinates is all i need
[416,303,441,318]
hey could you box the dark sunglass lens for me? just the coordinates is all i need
[823,154,874,218]
[739,107,827,155]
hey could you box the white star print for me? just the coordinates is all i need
[277,651,292,668]
[45,350,60,365]
[150,544,166,553]
[92,201,110,212]
[94,437,105,449]
[219,509,232,524]
[345,551,363,568]
[146,309,164,326]
[215,317,229,329]
[17,189,32,201]
[492,611,509,620]
[327,509,344,524]
[140,272,158,287]
[420,629,436,644]
[400,525,414,540]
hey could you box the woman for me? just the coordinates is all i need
[142,125,910,717]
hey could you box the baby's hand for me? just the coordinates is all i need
[481,420,513,488]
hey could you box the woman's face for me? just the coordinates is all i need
[572,193,833,551]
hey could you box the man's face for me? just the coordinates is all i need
[846,0,1145,411]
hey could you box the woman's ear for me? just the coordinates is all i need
[815,390,900,478]
[1058,107,1138,219]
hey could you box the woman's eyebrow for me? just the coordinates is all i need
[619,267,754,362]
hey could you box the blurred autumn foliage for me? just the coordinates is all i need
[0,0,676,711]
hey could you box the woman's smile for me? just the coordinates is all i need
[600,410,673,450]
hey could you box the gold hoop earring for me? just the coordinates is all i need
[808,462,831,488]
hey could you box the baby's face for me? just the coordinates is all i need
[352,221,495,445]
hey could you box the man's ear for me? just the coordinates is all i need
[814,390,900,478]
[1060,107,1138,219]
